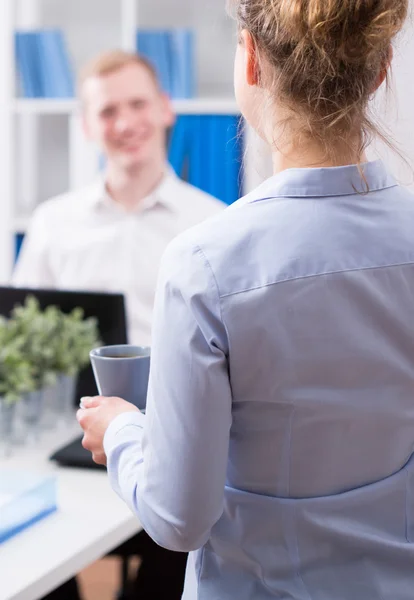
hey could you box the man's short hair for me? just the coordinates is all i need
[78,49,159,93]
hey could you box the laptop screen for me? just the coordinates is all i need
[0,286,128,403]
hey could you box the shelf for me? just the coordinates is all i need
[13,97,239,115]
[13,216,30,233]
[13,99,78,115]
[174,98,239,114]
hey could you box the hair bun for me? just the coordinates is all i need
[231,0,408,162]
[278,0,407,64]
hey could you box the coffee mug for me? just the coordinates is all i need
[89,344,150,411]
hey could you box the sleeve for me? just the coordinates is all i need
[12,205,55,287]
[104,234,232,552]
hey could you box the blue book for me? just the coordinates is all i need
[209,116,225,200]
[52,30,74,97]
[36,31,54,97]
[223,116,243,205]
[168,116,190,177]
[137,30,171,95]
[0,471,57,544]
[169,29,195,99]
[197,115,226,202]
[199,115,243,204]
[37,30,74,98]
[15,234,25,263]
[200,115,214,194]
[157,31,173,96]
[169,114,243,203]
[188,116,206,191]
[15,32,42,98]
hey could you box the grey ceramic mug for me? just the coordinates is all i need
[90,344,150,411]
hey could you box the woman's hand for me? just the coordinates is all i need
[76,396,139,465]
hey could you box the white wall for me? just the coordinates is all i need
[14,116,69,212]
[368,4,414,187]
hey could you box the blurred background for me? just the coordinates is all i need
[0,0,413,284]
[1,2,414,598]
[0,0,275,288]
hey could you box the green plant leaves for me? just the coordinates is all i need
[0,296,101,402]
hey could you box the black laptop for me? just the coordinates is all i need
[0,286,128,469]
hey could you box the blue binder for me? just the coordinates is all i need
[223,115,243,205]
[15,32,42,98]
[169,29,195,99]
[168,116,190,177]
[15,29,74,98]
[137,30,171,95]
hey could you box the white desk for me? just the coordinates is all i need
[0,419,142,600]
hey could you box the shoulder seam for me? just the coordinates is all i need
[220,260,414,299]
[194,244,226,327]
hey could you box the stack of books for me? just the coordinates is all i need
[0,470,57,543]
[137,29,195,99]
[168,115,243,205]
[15,29,74,98]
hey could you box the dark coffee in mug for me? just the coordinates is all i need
[103,354,141,358]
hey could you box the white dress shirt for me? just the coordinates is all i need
[103,161,414,599]
[12,169,224,346]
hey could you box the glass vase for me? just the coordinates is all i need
[0,398,17,457]
[41,381,60,430]
[59,373,78,424]
[20,390,44,444]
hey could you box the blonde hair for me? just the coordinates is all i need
[79,49,159,91]
[230,0,408,162]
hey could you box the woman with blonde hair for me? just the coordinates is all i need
[79,0,414,597]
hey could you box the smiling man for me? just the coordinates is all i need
[13,50,224,600]
[13,50,223,347]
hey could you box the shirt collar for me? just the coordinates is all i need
[242,160,397,205]
[87,166,181,214]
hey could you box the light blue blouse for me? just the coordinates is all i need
[104,160,414,599]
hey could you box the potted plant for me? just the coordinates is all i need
[9,296,58,388]
[6,296,101,430]
[0,316,34,454]
[46,305,101,419]
[8,297,61,438]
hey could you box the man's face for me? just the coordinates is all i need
[82,63,174,171]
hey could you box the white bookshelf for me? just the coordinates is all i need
[0,0,15,283]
